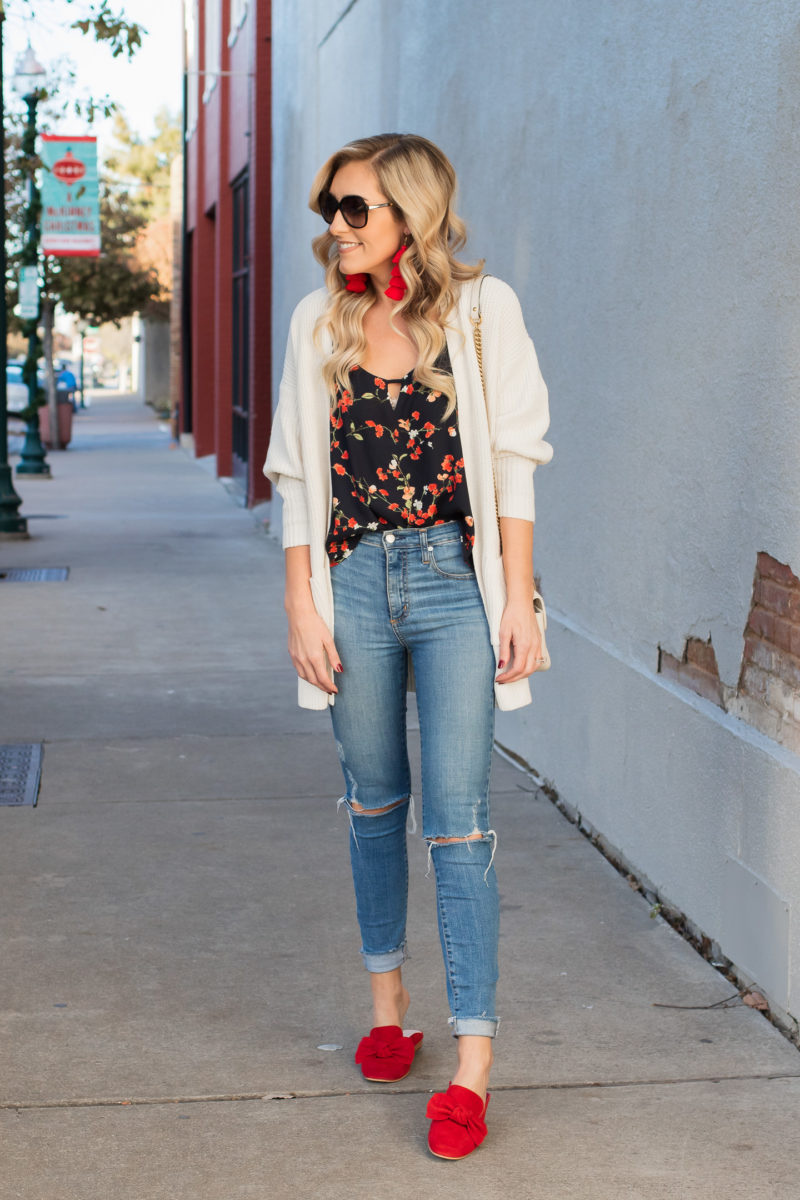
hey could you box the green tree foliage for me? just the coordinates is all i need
[105,108,181,221]
[3,1,160,439]
[7,0,144,59]
[4,0,146,122]
[66,0,145,58]
[43,185,164,327]
[4,3,169,330]
[6,115,166,335]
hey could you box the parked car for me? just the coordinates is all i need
[6,361,60,417]
[6,362,35,414]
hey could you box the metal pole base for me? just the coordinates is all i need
[0,464,28,537]
[16,414,51,477]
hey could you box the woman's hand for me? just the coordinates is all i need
[287,603,341,695]
[496,596,543,683]
[284,544,341,695]
[496,515,542,684]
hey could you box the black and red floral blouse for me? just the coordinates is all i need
[326,347,475,565]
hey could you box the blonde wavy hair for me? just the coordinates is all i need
[310,133,483,416]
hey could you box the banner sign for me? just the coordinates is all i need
[40,135,101,257]
[18,266,40,319]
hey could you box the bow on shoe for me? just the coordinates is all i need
[355,1025,423,1082]
[426,1084,490,1159]
[355,1028,415,1067]
[426,1092,487,1144]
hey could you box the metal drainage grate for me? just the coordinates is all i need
[0,744,43,807]
[0,567,69,582]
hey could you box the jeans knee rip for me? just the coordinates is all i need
[425,829,498,882]
[336,794,414,849]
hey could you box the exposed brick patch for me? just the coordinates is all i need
[659,553,800,753]
[756,551,797,587]
[659,638,724,706]
[732,554,800,751]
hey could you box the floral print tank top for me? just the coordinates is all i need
[326,346,475,565]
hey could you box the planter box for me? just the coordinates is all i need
[38,401,73,449]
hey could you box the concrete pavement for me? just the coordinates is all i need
[1,394,798,1199]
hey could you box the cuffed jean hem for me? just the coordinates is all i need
[361,945,407,973]
[448,1016,499,1038]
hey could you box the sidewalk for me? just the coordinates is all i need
[1,393,798,1199]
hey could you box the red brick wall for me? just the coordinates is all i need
[212,9,233,478]
[733,554,800,749]
[659,552,800,753]
[659,637,724,707]
[246,0,272,506]
[181,1,271,503]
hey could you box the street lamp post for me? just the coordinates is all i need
[14,44,50,478]
[0,7,28,535]
[77,320,87,409]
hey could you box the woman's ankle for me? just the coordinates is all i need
[451,1035,494,1101]
[370,973,410,1028]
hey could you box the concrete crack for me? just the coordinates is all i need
[4,1072,799,1112]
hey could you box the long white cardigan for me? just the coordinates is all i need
[263,275,553,711]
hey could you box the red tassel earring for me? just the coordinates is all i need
[344,272,368,293]
[385,243,409,301]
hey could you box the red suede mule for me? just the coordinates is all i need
[426,1083,490,1160]
[355,1025,424,1082]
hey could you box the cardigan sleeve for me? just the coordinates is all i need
[263,310,312,548]
[483,278,553,522]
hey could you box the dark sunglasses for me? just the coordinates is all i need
[318,190,394,229]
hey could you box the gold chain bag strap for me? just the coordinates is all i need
[470,275,551,671]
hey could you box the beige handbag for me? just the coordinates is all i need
[471,275,551,671]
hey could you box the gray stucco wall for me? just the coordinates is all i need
[137,317,172,416]
[271,1,800,1029]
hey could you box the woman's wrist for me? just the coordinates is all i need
[504,583,533,606]
[285,585,315,616]
[284,544,315,615]
[499,516,535,606]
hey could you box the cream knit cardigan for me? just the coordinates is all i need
[263,275,553,712]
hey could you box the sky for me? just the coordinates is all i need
[4,0,183,148]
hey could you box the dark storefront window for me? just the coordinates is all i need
[232,170,250,481]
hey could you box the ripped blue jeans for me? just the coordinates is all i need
[330,522,499,1037]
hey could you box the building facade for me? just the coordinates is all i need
[182,0,271,506]
[269,0,800,1039]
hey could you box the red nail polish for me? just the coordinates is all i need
[335,663,343,673]
[498,660,505,669]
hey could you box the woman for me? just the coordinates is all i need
[264,133,552,1160]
